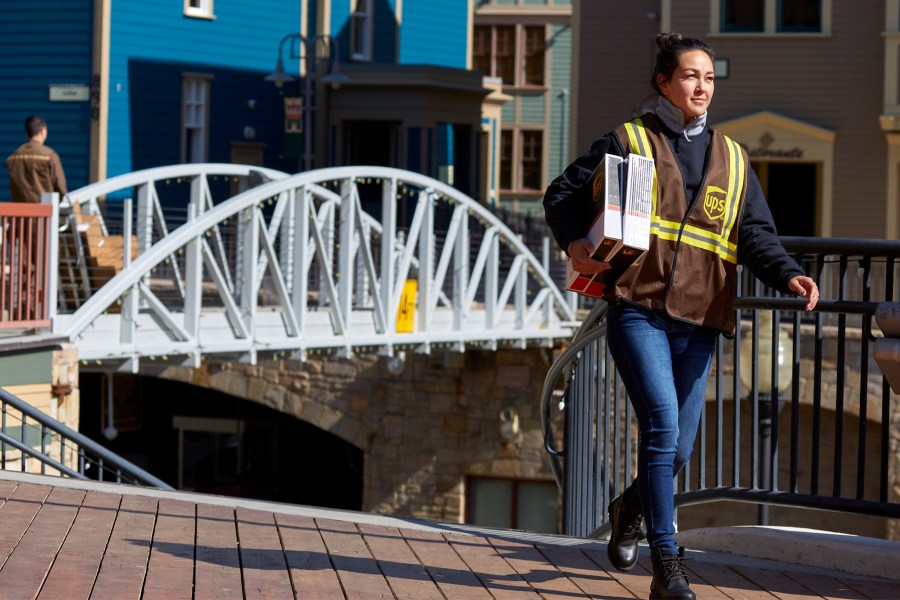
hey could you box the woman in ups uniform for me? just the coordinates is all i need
[543,33,818,600]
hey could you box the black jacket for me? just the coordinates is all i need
[542,122,804,294]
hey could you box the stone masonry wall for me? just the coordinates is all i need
[160,347,560,524]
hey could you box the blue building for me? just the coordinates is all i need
[1,1,493,203]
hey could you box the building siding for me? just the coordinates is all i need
[399,0,467,68]
[669,3,885,239]
[0,1,94,200]
[548,23,572,178]
[576,1,887,239]
[108,0,300,181]
[519,94,546,124]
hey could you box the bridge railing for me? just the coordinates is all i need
[542,237,900,538]
[0,197,57,329]
[0,386,172,489]
[53,166,575,366]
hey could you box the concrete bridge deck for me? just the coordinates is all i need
[0,471,897,599]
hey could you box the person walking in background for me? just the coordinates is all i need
[6,115,68,203]
[543,33,818,600]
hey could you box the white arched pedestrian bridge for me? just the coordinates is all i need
[54,165,576,370]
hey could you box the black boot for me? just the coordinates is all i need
[606,494,643,571]
[649,547,695,600]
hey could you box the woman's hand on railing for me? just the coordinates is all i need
[788,275,819,311]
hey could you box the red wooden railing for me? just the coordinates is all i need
[0,202,53,329]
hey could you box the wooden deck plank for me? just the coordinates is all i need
[90,494,158,600]
[783,570,869,600]
[732,565,836,600]
[0,479,19,502]
[484,535,595,600]
[195,503,243,600]
[0,486,84,598]
[38,491,121,600]
[235,507,294,599]
[357,522,445,600]
[581,548,653,600]
[836,575,900,600]
[275,513,346,600]
[683,558,774,600]
[316,518,395,600]
[143,499,196,600]
[445,533,541,599]
[535,544,638,600]
[0,482,52,569]
[400,529,493,600]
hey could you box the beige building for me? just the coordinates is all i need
[571,0,897,240]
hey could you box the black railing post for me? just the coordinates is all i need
[544,237,900,534]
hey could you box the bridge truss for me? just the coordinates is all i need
[54,166,576,370]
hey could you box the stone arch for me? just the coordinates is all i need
[155,361,378,452]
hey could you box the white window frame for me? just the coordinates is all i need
[181,74,212,164]
[184,0,214,19]
[500,127,545,193]
[474,24,547,89]
[709,0,832,36]
[350,0,373,62]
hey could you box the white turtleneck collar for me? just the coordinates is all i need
[654,96,707,142]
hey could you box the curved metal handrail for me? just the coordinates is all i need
[66,163,290,236]
[539,300,609,489]
[0,387,171,489]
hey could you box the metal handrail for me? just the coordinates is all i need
[543,236,900,538]
[0,386,172,489]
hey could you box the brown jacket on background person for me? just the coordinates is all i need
[6,116,68,203]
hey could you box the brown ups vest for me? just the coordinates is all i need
[611,114,748,335]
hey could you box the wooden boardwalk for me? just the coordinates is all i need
[0,473,897,599]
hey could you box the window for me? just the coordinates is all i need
[523,26,546,86]
[350,0,373,61]
[173,416,243,493]
[500,129,544,192]
[473,24,545,87]
[717,0,826,34]
[499,130,513,190]
[779,0,821,32]
[466,477,559,533]
[184,0,214,19]
[722,0,764,32]
[182,76,211,163]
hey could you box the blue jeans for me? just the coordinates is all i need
[606,302,718,553]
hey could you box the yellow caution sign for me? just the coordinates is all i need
[396,280,417,333]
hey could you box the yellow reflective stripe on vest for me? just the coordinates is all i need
[625,119,743,264]
[722,135,744,246]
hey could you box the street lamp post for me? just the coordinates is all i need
[265,33,349,172]
[739,310,793,525]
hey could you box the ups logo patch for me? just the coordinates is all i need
[703,186,727,221]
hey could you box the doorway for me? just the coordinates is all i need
[345,120,399,167]
[751,162,818,237]
[80,373,365,509]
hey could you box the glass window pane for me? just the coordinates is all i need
[523,26,545,86]
[468,479,512,528]
[182,430,239,492]
[474,26,491,76]
[495,26,515,85]
[500,130,513,190]
[516,481,559,533]
[779,0,820,32]
[722,0,764,32]
[521,130,542,190]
